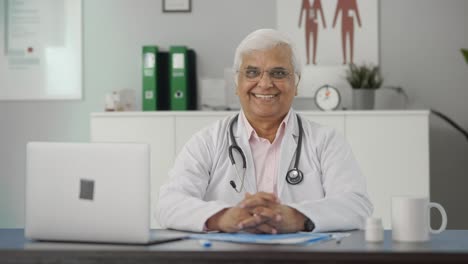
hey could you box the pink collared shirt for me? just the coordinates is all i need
[241,111,291,195]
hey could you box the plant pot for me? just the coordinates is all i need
[352,89,376,110]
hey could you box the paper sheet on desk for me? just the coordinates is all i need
[190,232,342,245]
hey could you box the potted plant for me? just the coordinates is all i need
[462,49,468,64]
[345,63,384,110]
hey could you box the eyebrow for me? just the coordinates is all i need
[244,66,288,70]
[269,67,288,71]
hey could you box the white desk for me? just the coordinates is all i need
[90,110,430,228]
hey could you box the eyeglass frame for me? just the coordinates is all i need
[236,66,300,83]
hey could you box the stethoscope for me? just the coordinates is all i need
[228,113,304,193]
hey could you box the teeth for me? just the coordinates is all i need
[254,94,276,99]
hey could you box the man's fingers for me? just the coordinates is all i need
[237,210,280,228]
[254,223,278,234]
[242,227,262,234]
[253,207,282,223]
[239,218,278,235]
[252,192,280,203]
[239,193,280,209]
[242,222,278,234]
[237,214,262,230]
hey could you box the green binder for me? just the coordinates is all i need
[142,46,158,111]
[169,46,189,110]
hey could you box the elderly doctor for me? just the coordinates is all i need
[156,29,373,234]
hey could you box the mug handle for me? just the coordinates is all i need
[429,202,447,234]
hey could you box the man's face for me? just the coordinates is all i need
[236,45,297,122]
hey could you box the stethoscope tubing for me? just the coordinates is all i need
[228,113,304,192]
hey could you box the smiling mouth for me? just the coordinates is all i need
[252,93,278,99]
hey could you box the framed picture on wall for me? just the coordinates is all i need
[277,0,379,66]
[163,0,192,13]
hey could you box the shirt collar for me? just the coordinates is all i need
[240,109,293,142]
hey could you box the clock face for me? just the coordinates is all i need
[314,85,341,111]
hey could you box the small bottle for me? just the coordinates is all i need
[104,93,115,111]
[365,217,384,242]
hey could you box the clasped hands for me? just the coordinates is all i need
[206,192,306,234]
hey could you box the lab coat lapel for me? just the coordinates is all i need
[277,112,300,196]
[234,114,257,194]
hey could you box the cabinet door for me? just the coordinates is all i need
[90,116,175,228]
[346,114,429,228]
[300,113,345,134]
[175,115,229,155]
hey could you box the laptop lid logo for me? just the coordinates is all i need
[79,179,94,200]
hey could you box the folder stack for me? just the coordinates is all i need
[142,45,196,111]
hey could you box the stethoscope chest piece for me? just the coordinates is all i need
[286,168,303,185]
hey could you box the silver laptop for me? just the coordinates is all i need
[25,142,188,245]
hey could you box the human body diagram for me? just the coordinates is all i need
[297,0,362,65]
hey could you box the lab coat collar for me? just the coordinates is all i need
[232,112,257,193]
[277,109,300,196]
[284,109,300,138]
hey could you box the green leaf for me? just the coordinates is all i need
[462,49,468,64]
[345,63,383,89]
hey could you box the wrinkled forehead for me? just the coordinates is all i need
[240,45,294,68]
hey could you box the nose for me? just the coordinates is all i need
[257,71,274,88]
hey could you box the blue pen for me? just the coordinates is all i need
[198,239,212,248]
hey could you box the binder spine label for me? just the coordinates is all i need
[170,46,188,110]
[142,46,158,111]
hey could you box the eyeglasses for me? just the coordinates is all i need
[238,67,293,83]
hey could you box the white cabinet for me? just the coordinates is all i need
[90,110,429,229]
[345,112,430,228]
[174,116,222,155]
[90,114,175,228]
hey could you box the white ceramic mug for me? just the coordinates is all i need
[392,196,447,242]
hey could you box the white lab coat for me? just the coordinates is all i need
[156,109,373,232]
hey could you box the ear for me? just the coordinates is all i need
[234,73,239,95]
[294,74,301,96]
[295,74,301,88]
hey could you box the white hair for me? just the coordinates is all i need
[233,29,302,75]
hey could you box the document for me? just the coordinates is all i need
[190,232,342,245]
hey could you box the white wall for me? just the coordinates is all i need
[1,0,467,229]
[0,0,276,228]
[380,0,468,228]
